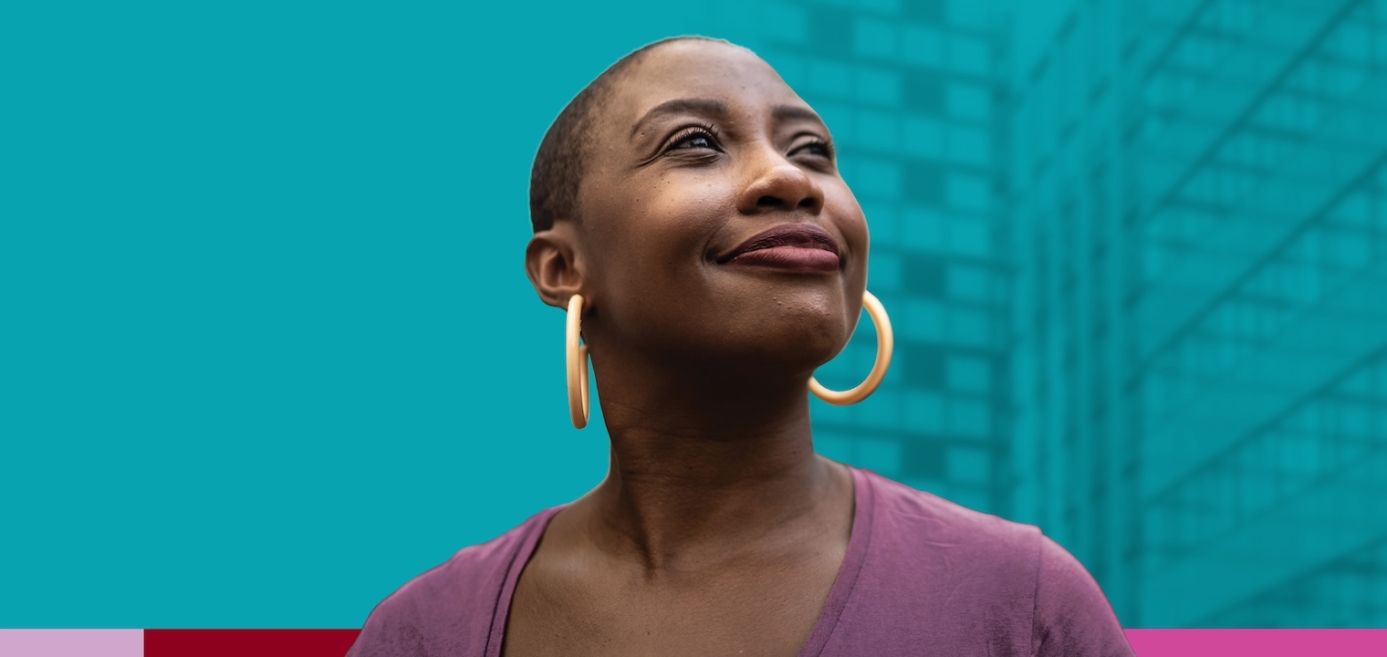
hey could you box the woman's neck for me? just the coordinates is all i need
[577,347,848,572]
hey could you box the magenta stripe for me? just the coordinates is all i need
[1126,629,1387,655]
[0,630,142,657]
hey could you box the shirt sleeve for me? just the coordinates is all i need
[1031,533,1136,657]
[345,592,428,657]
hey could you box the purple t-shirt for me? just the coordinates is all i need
[347,467,1136,656]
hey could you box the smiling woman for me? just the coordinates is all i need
[346,36,1136,657]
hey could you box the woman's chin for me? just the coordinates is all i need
[713,318,849,374]
[623,290,856,376]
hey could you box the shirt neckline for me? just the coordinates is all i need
[485,465,876,657]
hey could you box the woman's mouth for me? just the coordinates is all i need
[718,223,842,273]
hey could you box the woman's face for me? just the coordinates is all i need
[571,40,869,376]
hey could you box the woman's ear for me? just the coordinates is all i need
[525,221,585,309]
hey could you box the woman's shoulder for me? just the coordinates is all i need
[417,507,557,594]
[854,468,1134,656]
[345,507,561,657]
[854,468,1057,605]
[859,468,1042,559]
[861,469,1113,594]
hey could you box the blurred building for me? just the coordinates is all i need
[1007,0,1387,626]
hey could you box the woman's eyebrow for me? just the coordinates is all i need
[630,98,729,137]
[772,104,826,128]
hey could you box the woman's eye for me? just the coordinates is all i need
[794,141,831,157]
[672,132,715,150]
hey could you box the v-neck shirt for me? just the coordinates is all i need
[346,467,1135,656]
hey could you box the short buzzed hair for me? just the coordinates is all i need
[528,35,725,233]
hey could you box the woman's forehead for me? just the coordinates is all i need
[603,41,808,130]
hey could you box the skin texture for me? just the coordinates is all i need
[515,39,870,657]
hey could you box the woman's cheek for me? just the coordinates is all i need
[645,186,726,242]
[829,192,869,247]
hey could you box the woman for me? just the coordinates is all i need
[348,36,1135,657]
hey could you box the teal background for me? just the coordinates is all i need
[4,0,1386,630]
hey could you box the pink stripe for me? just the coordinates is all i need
[1125,630,1387,655]
[0,630,142,657]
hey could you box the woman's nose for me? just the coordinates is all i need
[736,151,825,215]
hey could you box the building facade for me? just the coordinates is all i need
[1008,0,1387,626]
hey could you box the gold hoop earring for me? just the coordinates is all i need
[566,294,590,429]
[810,290,893,405]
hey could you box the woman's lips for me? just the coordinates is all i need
[718,223,843,273]
[724,246,841,272]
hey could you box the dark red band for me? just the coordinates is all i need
[143,629,360,657]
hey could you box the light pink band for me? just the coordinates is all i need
[0,630,143,657]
